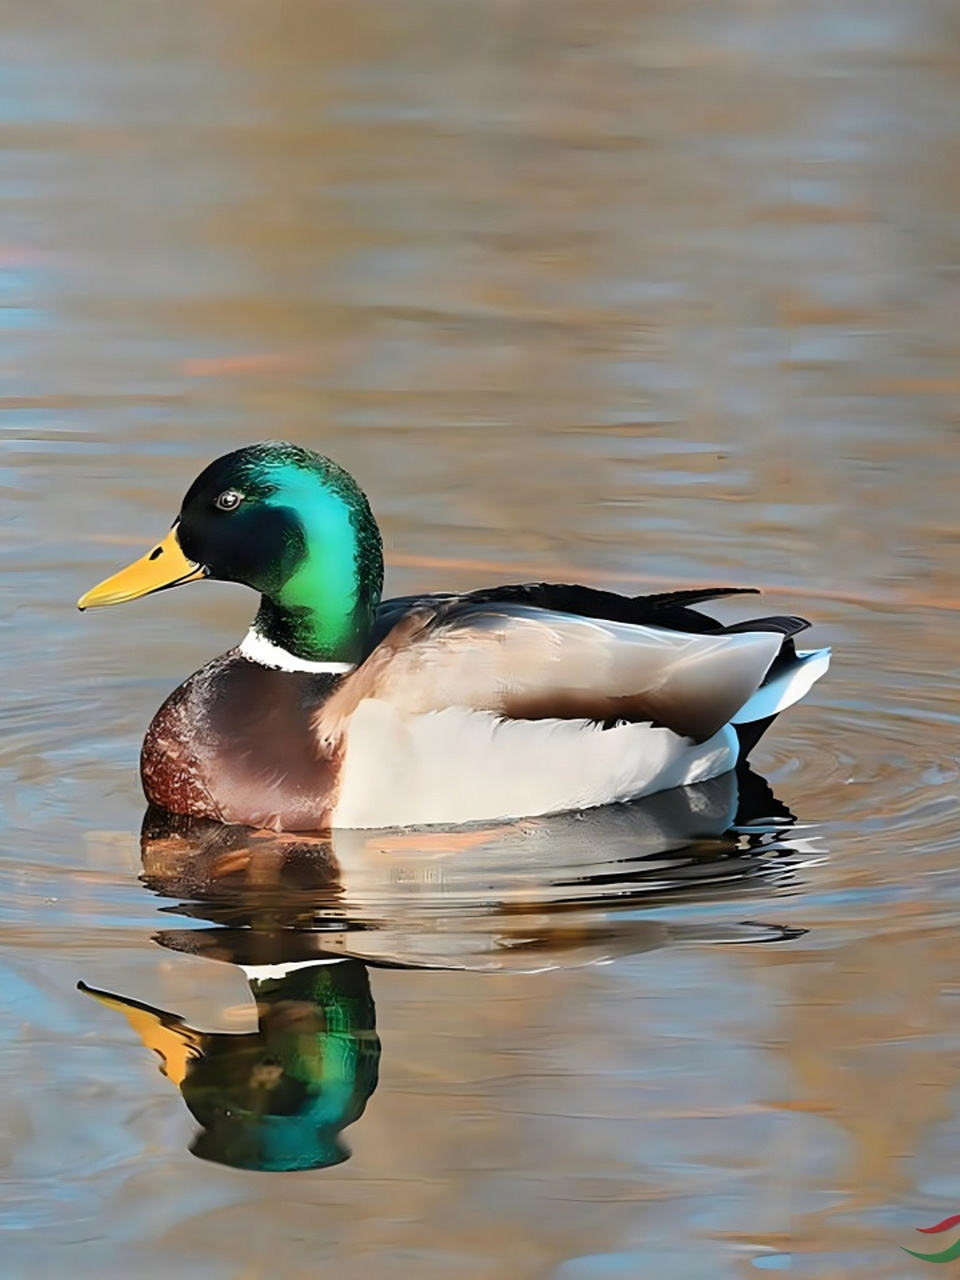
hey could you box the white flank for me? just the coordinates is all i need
[238,627,355,675]
[332,702,740,828]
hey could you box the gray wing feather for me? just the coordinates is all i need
[366,605,783,741]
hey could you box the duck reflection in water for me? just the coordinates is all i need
[80,768,816,1171]
[80,957,380,1172]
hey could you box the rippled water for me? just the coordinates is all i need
[2,2,960,1276]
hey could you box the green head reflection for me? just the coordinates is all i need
[79,958,380,1172]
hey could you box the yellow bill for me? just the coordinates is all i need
[78,524,206,610]
[78,981,202,1086]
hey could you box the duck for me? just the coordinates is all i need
[78,441,830,831]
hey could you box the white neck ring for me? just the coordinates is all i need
[238,627,356,675]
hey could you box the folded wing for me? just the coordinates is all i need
[316,596,785,745]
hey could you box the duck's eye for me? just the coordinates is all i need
[215,489,243,512]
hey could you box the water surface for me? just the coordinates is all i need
[2,2,959,1276]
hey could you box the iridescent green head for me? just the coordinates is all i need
[79,442,384,663]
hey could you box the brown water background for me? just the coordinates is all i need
[2,2,960,1276]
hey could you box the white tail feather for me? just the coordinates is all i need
[731,647,831,725]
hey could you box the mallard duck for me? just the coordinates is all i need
[78,441,829,831]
